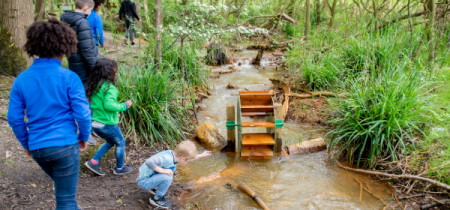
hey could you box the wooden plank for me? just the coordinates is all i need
[242,122,276,127]
[242,112,269,117]
[241,105,274,112]
[241,145,273,157]
[239,91,270,94]
[227,104,236,153]
[240,94,272,106]
[242,133,275,146]
[237,98,242,153]
[274,103,283,153]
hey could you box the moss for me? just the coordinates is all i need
[0,28,27,76]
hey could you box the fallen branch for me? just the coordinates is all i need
[242,13,298,25]
[421,199,450,209]
[398,194,426,199]
[286,92,345,98]
[237,184,270,210]
[337,162,450,191]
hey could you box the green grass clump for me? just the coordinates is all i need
[327,65,427,168]
[117,63,190,147]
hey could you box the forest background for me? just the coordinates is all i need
[1,0,450,204]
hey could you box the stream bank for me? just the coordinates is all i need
[180,48,397,209]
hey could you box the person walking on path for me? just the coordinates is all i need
[8,18,91,209]
[61,0,101,145]
[118,0,142,45]
[84,58,133,176]
[60,0,100,85]
[87,0,105,48]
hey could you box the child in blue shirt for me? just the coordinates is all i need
[137,141,211,208]
[8,18,91,209]
[87,0,105,47]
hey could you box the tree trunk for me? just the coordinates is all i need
[328,0,337,28]
[49,0,54,12]
[305,0,311,41]
[0,0,34,67]
[372,0,378,30]
[154,0,162,73]
[181,37,185,107]
[35,0,47,21]
[315,0,321,24]
[427,0,435,62]
[135,0,142,28]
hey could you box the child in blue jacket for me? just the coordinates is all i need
[87,0,105,47]
[8,18,91,209]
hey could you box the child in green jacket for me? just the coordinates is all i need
[84,58,132,176]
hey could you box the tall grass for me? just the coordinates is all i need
[117,62,191,147]
[327,65,427,168]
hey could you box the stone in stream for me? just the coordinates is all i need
[285,138,327,155]
[196,123,227,152]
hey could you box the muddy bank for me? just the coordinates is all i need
[0,119,189,209]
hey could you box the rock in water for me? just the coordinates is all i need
[285,138,327,155]
[196,123,226,151]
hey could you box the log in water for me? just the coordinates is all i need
[237,183,270,210]
[285,138,327,155]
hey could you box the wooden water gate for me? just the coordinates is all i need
[226,91,283,159]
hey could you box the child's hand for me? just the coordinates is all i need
[199,151,212,158]
[161,169,173,176]
[126,100,132,108]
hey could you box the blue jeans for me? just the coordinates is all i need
[91,123,125,168]
[30,143,80,210]
[137,174,173,198]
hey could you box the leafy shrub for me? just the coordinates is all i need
[327,66,427,168]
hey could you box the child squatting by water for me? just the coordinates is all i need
[137,140,212,208]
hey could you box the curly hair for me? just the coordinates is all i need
[23,18,77,58]
[93,0,105,9]
[85,58,118,100]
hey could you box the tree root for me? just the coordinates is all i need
[337,162,450,191]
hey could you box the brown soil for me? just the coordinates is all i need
[286,97,332,125]
[0,77,190,209]
[0,119,189,209]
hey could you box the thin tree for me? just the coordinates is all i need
[327,0,337,28]
[426,0,435,62]
[0,0,34,68]
[305,0,311,41]
[35,0,47,21]
[315,0,321,25]
[154,0,162,73]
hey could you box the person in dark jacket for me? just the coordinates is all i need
[61,0,100,146]
[61,0,100,85]
[119,0,141,45]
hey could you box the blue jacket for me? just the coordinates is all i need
[7,58,92,151]
[139,150,177,178]
[87,9,104,46]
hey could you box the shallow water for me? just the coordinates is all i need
[178,50,394,209]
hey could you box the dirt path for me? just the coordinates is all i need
[0,34,188,209]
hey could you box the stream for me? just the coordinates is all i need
[177,49,395,209]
